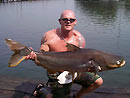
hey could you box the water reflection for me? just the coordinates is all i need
[124,0,130,20]
[75,0,120,26]
[75,0,130,26]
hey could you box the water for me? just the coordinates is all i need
[0,0,130,87]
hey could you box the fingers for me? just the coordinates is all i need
[29,47,33,51]
[30,51,36,59]
[25,51,36,60]
[25,55,30,60]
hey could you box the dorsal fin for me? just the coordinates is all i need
[66,43,80,52]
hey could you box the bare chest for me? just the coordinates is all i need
[48,37,79,52]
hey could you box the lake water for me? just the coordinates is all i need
[0,0,130,88]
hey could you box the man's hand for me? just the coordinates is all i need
[25,47,36,60]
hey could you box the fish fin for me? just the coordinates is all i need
[70,72,78,82]
[5,39,26,51]
[5,39,31,67]
[66,43,80,52]
[87,59,100,75]
[76,72,81,78]
[8,53,26,67]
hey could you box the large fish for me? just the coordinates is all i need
[5,39,125,74]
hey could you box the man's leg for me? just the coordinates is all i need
[74,72,103,98]
[75,77,103,98]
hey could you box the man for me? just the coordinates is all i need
[27,10,103,98]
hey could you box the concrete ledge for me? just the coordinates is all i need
[0,75,130,98]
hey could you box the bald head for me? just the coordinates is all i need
[59,10,77,31]
[60,10,76,19]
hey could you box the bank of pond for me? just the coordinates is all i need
[0,0,35,3]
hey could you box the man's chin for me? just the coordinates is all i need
[64,27,73,31]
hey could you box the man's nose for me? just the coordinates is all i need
[66,20,71,24]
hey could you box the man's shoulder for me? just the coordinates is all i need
[73,30,82,36]
[44,28,59,40]
[73,30,86,46]
[45,29,57,35]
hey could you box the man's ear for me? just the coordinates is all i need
[58,19,61,24]
[74,19,77,25]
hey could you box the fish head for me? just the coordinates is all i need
[107,58,126,69]
[98,54,126,71]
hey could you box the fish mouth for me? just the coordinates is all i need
[119,60,126,67]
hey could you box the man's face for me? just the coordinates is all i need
[59,12,77,31]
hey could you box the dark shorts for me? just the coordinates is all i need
[74,72,100,88]
[47,72,100,98]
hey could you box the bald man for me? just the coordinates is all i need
[27,10,103,98]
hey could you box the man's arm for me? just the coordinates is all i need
[79,35,86,48]
[77,33,86,48]
[26,33,49,60]
[40,34,50,52]
[74,30,86,48]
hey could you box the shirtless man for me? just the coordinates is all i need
[27,10,103,98]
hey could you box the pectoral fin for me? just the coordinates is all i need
[70,72,78,82]
[87,59,101,75]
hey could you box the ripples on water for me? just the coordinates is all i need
[0,0,130,87]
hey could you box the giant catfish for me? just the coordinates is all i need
[5,39,125,74]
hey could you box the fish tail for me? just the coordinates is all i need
[5,39,31,67]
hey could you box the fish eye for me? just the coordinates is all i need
[117,60,121,65]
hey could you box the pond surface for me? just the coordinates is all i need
[0,0,130,87]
